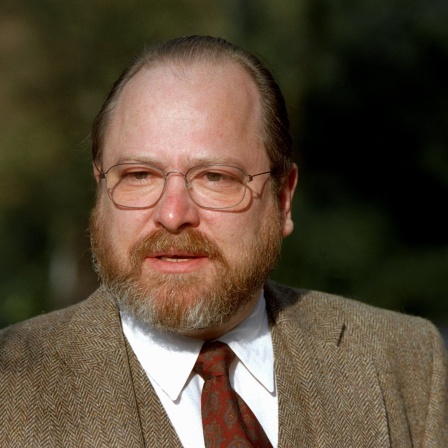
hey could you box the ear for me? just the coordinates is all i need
[278,163,298,237]
[93,162,102,184]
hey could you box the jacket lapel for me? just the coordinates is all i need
[56,288,183,447]
[55,289,146,447]
[266,283,393,448]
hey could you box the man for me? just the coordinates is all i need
[0,36,446,447]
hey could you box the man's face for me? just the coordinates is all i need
[91,61,296,337]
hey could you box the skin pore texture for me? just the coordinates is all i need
[90,60,297,340]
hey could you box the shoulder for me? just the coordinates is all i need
[266,281,448,444]
[264,280,446,355]
[0,288,114,366]
[0,288,120,417]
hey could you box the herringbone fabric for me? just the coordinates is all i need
[194,341,272,448]
[124,336,183,447]
[0,282,447,446]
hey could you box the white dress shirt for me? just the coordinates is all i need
[121,292,278,447]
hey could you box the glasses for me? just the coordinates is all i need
[99,163,272,210]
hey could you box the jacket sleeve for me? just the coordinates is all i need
[422,324,448,447]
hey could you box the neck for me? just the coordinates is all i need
[179,295,260,341]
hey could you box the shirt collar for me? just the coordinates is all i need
[220,292,275,394]
[121,290,274,401]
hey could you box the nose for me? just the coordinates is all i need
[152,172,200,232]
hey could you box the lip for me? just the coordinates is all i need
[144,252,210,273]
[158,256,196,262]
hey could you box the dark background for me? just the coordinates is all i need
[1,0,447,339]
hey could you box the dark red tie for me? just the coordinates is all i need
[194,341,273,448]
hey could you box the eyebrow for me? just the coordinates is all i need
[111,156,160,166]
[108,155,247,171]
[187,156,246,169]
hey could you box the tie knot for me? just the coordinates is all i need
[194,341,235,380]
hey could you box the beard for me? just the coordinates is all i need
[89,204,283,334]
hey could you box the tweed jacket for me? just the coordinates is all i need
[0,281,447,447]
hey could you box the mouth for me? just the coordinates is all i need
[157,254,203,262]
[144,251,210,274]
[150,250,209,262]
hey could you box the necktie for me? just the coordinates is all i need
[194,340,272,448]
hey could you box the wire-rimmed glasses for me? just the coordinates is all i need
[99,163,272,210]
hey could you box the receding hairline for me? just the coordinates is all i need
[91,36,293,190]
[97,55,266,162]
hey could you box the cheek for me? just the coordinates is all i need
[99,201,151,253]
[204,213,260,257]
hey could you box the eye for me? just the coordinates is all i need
[201,169,239,185]
[189,166,244,195]
[117,165,162,186]
[127,171,150,181]
[204,172,227,182]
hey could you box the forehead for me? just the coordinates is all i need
[102,60,268,170]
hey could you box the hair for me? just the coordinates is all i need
[91,35,293,189]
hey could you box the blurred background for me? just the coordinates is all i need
[1,0,447,340]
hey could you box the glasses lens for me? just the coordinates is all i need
[106,164,165,208]
[104,164,247,210]
[187,165,246,209]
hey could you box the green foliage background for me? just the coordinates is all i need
[1,0,447,333]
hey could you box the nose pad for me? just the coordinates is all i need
[165,171,187,181]
[161,171,191,198]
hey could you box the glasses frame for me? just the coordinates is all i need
[98,162,272,210]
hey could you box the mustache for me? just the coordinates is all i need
[129,228,225,264]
